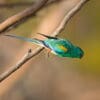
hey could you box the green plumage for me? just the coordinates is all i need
[44,39,84,58]
[5,33,84,59]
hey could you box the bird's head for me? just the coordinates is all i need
[73,46,84,59]
[70,46,84,59]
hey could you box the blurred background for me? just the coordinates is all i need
[0,0,100,100]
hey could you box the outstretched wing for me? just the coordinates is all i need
[4,34,44,46]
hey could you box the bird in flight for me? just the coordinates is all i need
[5,33,84,59]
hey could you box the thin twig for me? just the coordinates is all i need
[0,0,90,83]
[0,0,49,34]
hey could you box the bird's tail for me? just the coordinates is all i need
[4,34,44,46]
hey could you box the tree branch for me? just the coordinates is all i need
[0,47,44,82]
[0,0,90,83]
[0,0,49,34]
[0,0,60,8]
[52,0,90,36]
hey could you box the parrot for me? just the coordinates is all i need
[4,33,84,59]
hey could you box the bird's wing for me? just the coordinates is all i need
[37,33,58,39]
[56,45,68,52]
[44,39,69,54]
[4,34,44,46]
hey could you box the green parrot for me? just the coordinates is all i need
[5,33,84,59]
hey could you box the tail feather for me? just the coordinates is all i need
[4,34,44,46]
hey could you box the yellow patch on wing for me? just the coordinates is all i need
[58,45,68,52]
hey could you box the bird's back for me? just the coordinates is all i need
[44,39,73,55]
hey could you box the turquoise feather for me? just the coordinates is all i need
[5,33,84,59]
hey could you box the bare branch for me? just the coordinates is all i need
[0,0,90,83]
[0,0,49,34]
[52,0,90,36]
[0,47,44,82]
[0,0,60,8]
